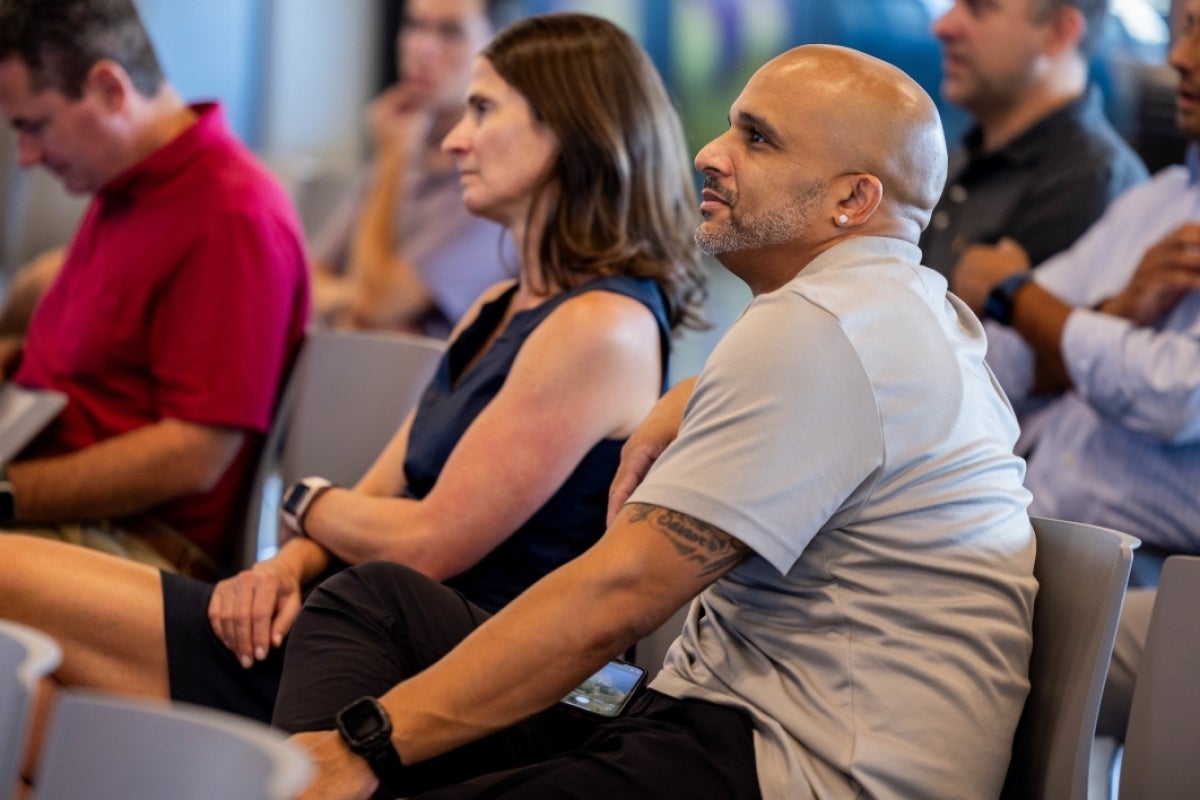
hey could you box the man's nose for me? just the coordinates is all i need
[694,134,730,176]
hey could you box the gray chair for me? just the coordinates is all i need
[0,621,60,800]
[1116,555,1200,800]
[2,165,87,277]
[34,690,311,800]
[1001,517,1139,800]
[240,328,445,567]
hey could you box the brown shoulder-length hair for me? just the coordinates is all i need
[482,13,706,331]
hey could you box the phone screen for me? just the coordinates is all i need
[559,659,647,718]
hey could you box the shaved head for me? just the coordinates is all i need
[694,44,949,291]
[756,45,947,233]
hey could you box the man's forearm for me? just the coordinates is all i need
[1010,282,1074,394]
[289,505,750,800]
[381,557,641,762]
[7,419,243,522]
[0,247,65,337]
[377,503,745,765]
[346,149,432,326]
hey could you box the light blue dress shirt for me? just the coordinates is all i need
[986,145,1200,551]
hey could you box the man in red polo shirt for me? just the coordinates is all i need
[0,0,309,577]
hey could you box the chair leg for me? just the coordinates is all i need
[1108,743,1123,800]
[1087,736,1123,800]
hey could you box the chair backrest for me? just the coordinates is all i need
[2,165,88,274]
[1001,517,1139,800]
[0,621,60,800]
[632,602,690,680]
[240,328,445,567]
[34,691,312,800]
[1117,555,1200,800]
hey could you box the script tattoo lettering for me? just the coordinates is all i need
[626,503,749,578]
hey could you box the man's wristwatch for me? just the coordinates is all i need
[983,271,1035,326]
[279,477,333,536]
[334,696,407,794]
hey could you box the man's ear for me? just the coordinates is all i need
[82,60,133,112]
[1042,4,1086,57]
[833,173,883,227]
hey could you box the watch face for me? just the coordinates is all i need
[338,697,390,747]
[281,483,310,516]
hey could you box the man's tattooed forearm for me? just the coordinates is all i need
[626,503,749,578]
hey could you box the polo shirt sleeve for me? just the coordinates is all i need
[628,290,884,575]
[148,207,306,432]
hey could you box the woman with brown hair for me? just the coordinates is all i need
[0,11,703,732]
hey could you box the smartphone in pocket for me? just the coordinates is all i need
[558,658,647,718]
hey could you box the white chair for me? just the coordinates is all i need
[240,328,445,567]
[1000,517,1139,800]
[0,621,60,800]
[1116,555,1200,800]
[33,690,312,800]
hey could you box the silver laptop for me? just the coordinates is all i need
[0,383,67,466]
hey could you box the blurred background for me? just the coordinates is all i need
[0,0,1180,373]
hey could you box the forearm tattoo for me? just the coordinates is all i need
[626,503,750,578]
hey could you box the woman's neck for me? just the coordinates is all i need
[511,195,556,304]
[510,218,553,307]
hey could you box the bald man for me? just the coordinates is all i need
[271,44,1036,800]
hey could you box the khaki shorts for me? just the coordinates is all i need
[8,518,220,581]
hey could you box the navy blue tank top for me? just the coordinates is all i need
[402,275,671,613]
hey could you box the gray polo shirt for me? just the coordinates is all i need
[631,236,1036,799]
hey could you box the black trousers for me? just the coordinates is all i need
[161,571,283,723]
[272,562,761,799]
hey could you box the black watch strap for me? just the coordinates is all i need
[356,739,406,796]
[983,271,1034,326]
[335,697,408,794]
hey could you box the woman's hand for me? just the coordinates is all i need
[207,557,304,668]
[607,377,696,524]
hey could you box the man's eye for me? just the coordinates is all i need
[748,129,766,144]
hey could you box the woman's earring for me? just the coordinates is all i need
[837,214,849,226]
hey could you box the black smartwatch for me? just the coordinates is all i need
[279,476,333,536]
[334,696,407,793]
[984,271,1034,326]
